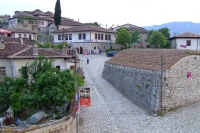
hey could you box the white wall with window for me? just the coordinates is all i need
[53,31,116,43]
[8,18,18,28]
[175,38,200,51]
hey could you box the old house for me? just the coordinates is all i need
[111,23,148,48]
[0,39,77,78]
[169,32,200,51]
[102,49,200,115]
[52,25,116,54]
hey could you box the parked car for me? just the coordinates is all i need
[106,51,116,57]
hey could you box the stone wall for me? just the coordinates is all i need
[102,63,162,114]
[102,55,200,115]
[162,55,200,111]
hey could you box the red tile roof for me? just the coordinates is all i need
[106,49,200,70]
[0,43,73,59]
[52,25,117,33]
[8,28,38,34]
[169,32,200,40]
[1,37,31,45]
[60,19,83,26]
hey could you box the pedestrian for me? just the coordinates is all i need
[87,57,89,64]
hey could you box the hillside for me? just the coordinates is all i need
[142,21,200,37]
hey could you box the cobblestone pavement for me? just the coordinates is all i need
[78,53,200,133]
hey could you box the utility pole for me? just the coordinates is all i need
[71,45,79,133]
[160,55,164,115]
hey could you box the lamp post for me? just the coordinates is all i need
[71,42,79,133]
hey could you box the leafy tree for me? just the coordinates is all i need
[146,30,155,42]
[148,31,166,48]
[54,0,61,29]
[116,27,129,35]
[84,22,100,26]
[0,77,14,108]
[115,28,131,48]
[131,30,140,47]
[158,27,171,39]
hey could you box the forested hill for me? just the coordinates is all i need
[143,21,200,37]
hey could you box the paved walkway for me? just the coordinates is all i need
[79,53,200,133]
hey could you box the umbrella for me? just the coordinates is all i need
[0,29,11,34]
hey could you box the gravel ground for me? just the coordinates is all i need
[78,53,200,133]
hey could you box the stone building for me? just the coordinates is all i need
[102,49,200,115]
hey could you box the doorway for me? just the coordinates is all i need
[80,46,83,54]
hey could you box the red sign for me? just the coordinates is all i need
[79,87,91,106]
[187,72,191,79]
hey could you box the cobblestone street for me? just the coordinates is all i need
[78,53,200,133]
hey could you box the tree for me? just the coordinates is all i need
[84,22,100,26]
[54,0,61,29]
[116,27,129,35]
[131,30,140,47]
[0,77,14,108]
[115,28,131,48]
[148,31,166,48]
[158,27,171,39]
[146,30,155,42]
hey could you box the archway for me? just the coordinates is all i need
[80,46,83,54]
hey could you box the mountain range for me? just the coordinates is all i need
[142,21,200,37]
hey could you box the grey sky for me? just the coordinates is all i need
[0,0,199,27]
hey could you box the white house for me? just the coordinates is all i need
[8,28,38,40]
[0,40,78,78]
[169,32,200,51]
[52,25,117,54]
[111,23,148,48]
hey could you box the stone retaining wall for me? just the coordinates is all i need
[102,63,161,114]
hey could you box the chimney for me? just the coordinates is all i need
[62,45,67,55]
[0,39,5,49]
[174,33,176,37]
[33,44,38,55]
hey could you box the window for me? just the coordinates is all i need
[83,33,86,39]
[18,34,21,38]
[69,34,72,40]
[98,34,100,40]
[42,21,44,25]
[24,34,27,38]
[108,35,111,40]
[29,35,32,39]
[95,34,97,39]
[79,34,82,40]
[101,34,103,40]
[58,34,61,40]
[62,34,64,40]
[0,67,5,75]
[186,40,191,46]
[141,36,142,38]
[105,34,107,40]
[65,34,68,40]
[56,66,60,70]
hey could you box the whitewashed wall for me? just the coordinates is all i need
[175,38,200,51]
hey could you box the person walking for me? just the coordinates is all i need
[87,57,89,64]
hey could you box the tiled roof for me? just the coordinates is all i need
[0,42,29,58]
[1,37,31,45]
[106,49,200,71]
[0,43,74,59]
[8,28,38,34]
[52,25,117,33]
[60,19,83,26]
[129,27,148,33]
[176,32,200,37]
[169,32,200,40]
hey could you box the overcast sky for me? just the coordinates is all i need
[1,0,199,28]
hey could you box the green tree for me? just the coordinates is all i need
[0,77,14,108]
[158,27,171,39]
[131,30,140,47]
[84,22,100,26]
[116,27,129,35]
[115,28,131,48]
[146,30,155,42]
[148,31,166,48]
[54,0,61,29]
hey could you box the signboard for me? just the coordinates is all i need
[79,87,91,106]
